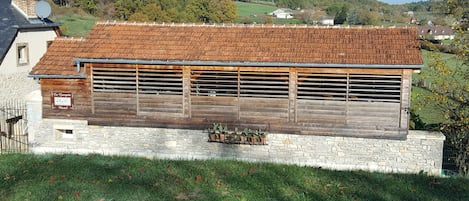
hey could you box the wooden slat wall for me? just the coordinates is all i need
[93,92,137,115]
[191,96,238,121]
[346,101,400,127]
[41,77,92,118]
[240,98,289,122]
[297,100,346,124]
[40,63,413,139]
[139,94,183,117]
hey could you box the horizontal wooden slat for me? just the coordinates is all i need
[239,97,288,122]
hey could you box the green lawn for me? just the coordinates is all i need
[235,1,277,17]
[411,86,446,125]
[235,1,301,24]
[1,154,468,201]
[410,50,464,126]
[52,15,97,37]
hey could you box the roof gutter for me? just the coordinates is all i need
[28,62,87,79]
[74,58,423,69]
[28,74,86,79]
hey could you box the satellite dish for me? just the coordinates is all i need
[35,0,51,20]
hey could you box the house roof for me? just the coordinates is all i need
[30,22,423,77]
[269,8,294,15]
[0,0,59,65]
[417,25,454,38]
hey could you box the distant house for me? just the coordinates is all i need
[269,8,294,19]
[418,25,455,41]
[318,15,334,25]
[0,0,60,75]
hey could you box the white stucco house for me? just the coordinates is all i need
[0,0,60,101]
[318,16,334,25]
[269,8,294,19]
[417,25,455,41]
[0,0,60,75]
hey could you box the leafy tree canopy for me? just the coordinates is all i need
[418,0,469,176]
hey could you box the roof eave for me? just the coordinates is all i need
[74,58,424,70]
[28,73,86,79]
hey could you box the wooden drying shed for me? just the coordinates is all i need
[30,23,423,139]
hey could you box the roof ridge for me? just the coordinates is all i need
[54,37,86,42]
[95,21,415,29]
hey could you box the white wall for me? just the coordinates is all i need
[0,28,57,75]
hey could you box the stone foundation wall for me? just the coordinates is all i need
[26,90,445,175]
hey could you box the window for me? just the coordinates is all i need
[297,73,401,103]
[240,71,289,98]
[139,68,183,95]
[348,74,401,103]
[298,73,347,101]
[54,125,75,141]
[91,66,184,116]
[191,70,238,97]
[17,43,29,66]
[92,67,137,93]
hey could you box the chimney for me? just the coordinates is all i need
[12,0,39,18]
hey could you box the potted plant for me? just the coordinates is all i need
[209,123,219,141]
[240,128,249,143]
[259,129,268,144]
[219,124,227,142]
[247,129,259,143]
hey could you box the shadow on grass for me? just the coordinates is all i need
[1,154,468,201]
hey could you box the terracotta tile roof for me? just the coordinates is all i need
[29,38,85,76]
[31,22,423,77]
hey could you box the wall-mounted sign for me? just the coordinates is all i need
[51,92,73,110]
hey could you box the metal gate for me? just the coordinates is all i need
[0,100,28,153]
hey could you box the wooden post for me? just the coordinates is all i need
[289,69,297,123]
[237,67,241,121]
[182,66,191,118]
[135,64,140,115]
[400,69,412,130]
[89,63,95,114]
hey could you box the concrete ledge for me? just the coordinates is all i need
[408,130,446,140]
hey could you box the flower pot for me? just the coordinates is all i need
[259,136,267,144]
[219,133,226,142]
[209,133,217,141]
[240,136,247,143]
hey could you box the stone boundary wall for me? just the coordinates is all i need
[26,90,445,175]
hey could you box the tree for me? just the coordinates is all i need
[184,0,237,23]
[276,0,306,10]
[114,0,141,20]
[128,12,151,22]
[326,4,342,17]
[334,5,348,24]
[75,0,98,14]
[418,0,469,176]
[347,7,378,25]
[142,3,171,22]
[52,0,71,7]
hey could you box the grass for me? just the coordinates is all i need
[1,154,468,201]
[235,1,301,24]
[410,50,465,126]
[411,86,446,125]
[235,1,277,18]
[52,15,97,37]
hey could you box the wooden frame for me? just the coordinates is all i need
[40,63,414,139]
